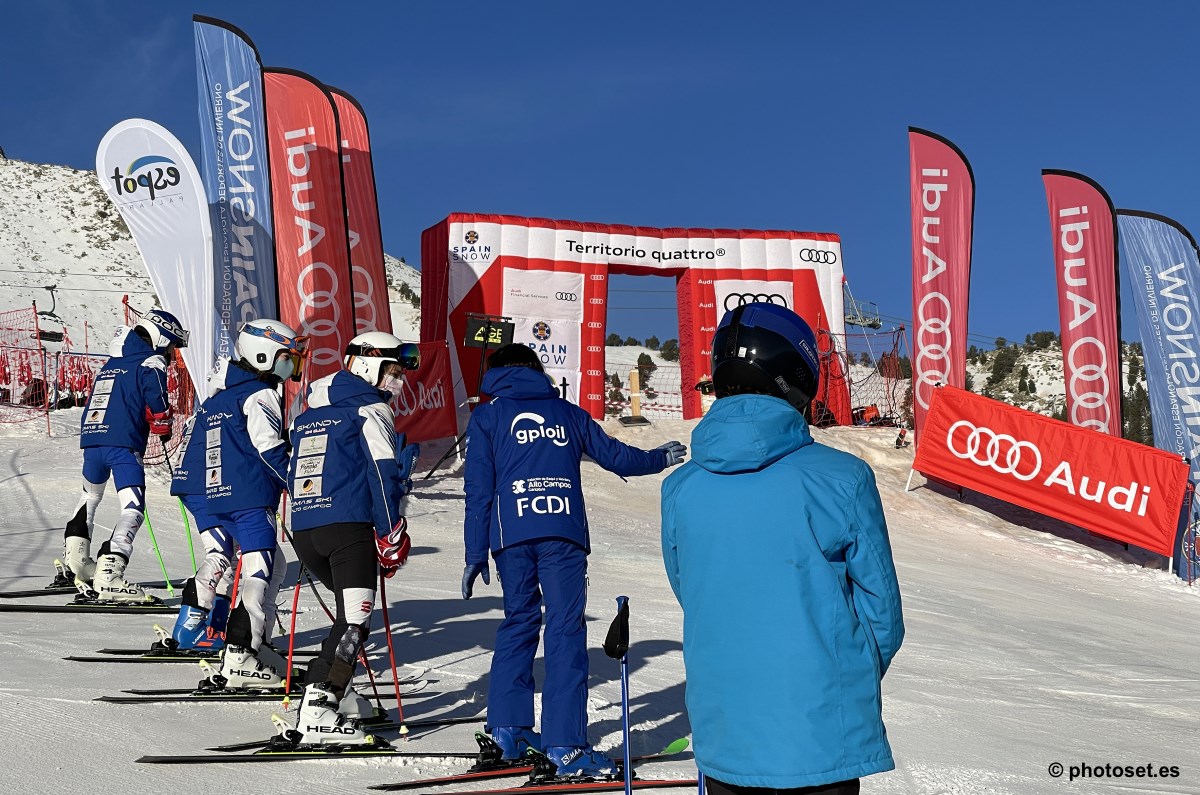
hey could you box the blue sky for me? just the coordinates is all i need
[3,1,1197,347]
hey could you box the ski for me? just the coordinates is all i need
[66,653,225,664]
[93,647,320,658]
[0,601,177,615]
[206,714,487,753]
[97,682,433,704]
[0,579,175,600]
[122,678,428,697]
[380,779,698,795]
[369,738,691,792]
[136,747,479,764]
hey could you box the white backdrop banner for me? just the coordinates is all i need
[96,119,214,398]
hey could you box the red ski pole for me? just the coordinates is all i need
[282,568,303,710]
[379,571,407,736]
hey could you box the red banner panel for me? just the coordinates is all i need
[913,386,1188,556]
[264,69,356,392]
[1042,170,1121,436]
[329,88,391,336]
[393,342,458,443]
[909,128,974,441]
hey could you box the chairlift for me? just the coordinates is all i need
[843,281,881,329]
[34,285,67,342]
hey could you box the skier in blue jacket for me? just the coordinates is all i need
[282,331,417,745]
[661,303,904,795]
[463,343,688,778]
[203,318,307,689]
[160,359,236,653]
[59,309,188,602]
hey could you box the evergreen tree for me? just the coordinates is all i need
[644,335,660,350]
[660,339,680,362]
[624,336,640,347]
[606,333,623,346]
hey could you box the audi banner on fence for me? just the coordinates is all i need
[193,16,279,358]
[913,386,1188,557]
[1042,170,1122,436]
[392,342,457,443]
[264,69,356,395]
[327,87,391,335]
[909,128,974,443]
[1117,209,1200,579]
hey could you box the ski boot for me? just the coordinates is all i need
[61,536,96,585]
[201,644,289,692]
[473,727,542,772]
[91,552,156,603]
[339,686,386,724]
[154,585,230,654]
[271,682,377,747]
[49,559,79,591]
[540,746,620,781]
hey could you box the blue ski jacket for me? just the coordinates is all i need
[202,362,289,514]
[464,366,668,565]
[172,360,229,497]
[288,370,404,538]
[661,394,904,789]
[79,329,169,453]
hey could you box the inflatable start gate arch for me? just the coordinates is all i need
[421,213,850,422]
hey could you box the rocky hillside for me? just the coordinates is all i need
[0,157,421,350]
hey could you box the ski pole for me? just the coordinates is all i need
[604,595,632,795]
[697,772,705,795]
[141,507,175,597]
[282,565,304,710]
[175,497,197,575]
[379,571,408,736]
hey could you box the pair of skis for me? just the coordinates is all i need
[97,666,431,704]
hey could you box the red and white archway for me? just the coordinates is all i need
[421,213,849,422]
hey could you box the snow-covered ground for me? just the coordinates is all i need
[3,408,1199,794]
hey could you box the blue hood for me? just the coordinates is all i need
[692,394,812,474]
[481,366,556,400]
[116,328,156,359]
[306,370,387,410]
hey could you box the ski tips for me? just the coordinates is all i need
[660,738,690,755]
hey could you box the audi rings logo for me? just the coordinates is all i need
[465,231,479,244]
[798,248,837,264]
[296,262,345,368]
[533,322,552,341]
[555,292,578,301]
[946,420,1042,481]
[915,292,952,409]
[723,293,789,312]
[1066,336,1112,433]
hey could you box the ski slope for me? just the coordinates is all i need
[1,411,1198,794]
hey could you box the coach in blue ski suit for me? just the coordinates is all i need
[463,344,686,770]
[661,302,904,793]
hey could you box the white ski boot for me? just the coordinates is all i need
[291,682,373,745]
[216,644,287,690]
[92,553,151,603]
[62,537,97,584]
[339,686,381,722]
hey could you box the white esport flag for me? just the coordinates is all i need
[96,119,214,398]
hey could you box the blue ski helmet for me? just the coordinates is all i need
[137,309,189,352]
[710,302,820,412]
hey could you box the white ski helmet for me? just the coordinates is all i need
[234,319,307,380]
[136,309,189,353]
[343,332,419,386]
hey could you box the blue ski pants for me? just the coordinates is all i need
[489,538,588,748]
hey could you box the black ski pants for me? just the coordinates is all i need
[706,777,859,795]
[291,522,378,695]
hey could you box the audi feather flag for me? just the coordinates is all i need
[193,15,279,358]
[263,68,356,393]
[1117,209,1200,579]
[1042,170,1121,436]
[909,128,974,442]
[913,386,1188,557]
[328,87,392,335]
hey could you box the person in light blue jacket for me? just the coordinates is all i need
[661,303,904,795]
[463,343,687,778]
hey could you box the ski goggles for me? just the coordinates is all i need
[346,340,421,372]
[243,324,309,375]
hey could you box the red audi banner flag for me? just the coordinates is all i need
[327,87,391,335]
[264,69,356,393]
[1041,170,1121,436]
[393,342,458,443]
[909,128,974,442]
[913,386,1188,557]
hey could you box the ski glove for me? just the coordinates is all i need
[462,562,490,599]
[656,440,688,467]
[376,517,411,578]
[145,406,173,442]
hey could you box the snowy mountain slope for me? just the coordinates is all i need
[1,410,1197,795]
[0,157,422,348]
